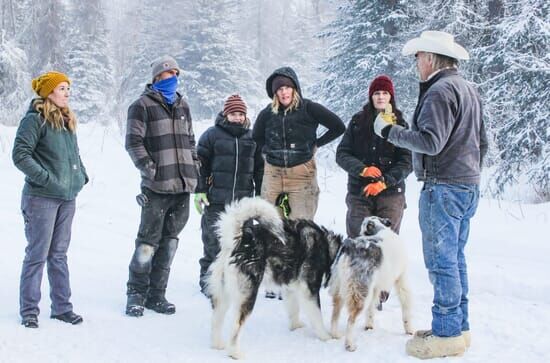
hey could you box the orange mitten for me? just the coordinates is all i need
[363,181,387,197]
[360,166,382,178]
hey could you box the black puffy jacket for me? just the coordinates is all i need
[336,103,412,196]
[196,113,263,206]
[253,67,345,167]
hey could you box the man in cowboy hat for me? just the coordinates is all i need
[374,31,488,359]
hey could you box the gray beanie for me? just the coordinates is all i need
[150,55,181,82]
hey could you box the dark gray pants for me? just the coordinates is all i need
[20,195,76,317]
[127,188,190,298]
[198,204,225,293]
[345,191,406,237]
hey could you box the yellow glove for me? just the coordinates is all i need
[380,103,397,125]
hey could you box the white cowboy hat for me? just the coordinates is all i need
[402,31,469,60]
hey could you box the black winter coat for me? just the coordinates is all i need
[336,103,412,196]
[196,113,263,206]
[253,67,345,168]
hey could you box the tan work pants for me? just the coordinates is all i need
[261,159,320,220]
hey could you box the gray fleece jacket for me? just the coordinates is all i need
[387,69,488,185]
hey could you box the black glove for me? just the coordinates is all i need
[136,193,149,207]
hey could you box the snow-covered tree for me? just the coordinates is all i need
[316,0,424,123]
[0,30,31,125]
[63,0,114,124]
[111,0,183,130]
[479,0,550,201]
[176,0,261,120]
[23,0,67,74]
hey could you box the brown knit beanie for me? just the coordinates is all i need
[31,71,71,98]
[223,94,247,116]
[271,75,295,95]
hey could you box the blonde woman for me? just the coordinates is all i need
[252,67,345,220]
[12,71,88,328]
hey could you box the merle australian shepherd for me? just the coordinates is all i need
[328,216,413,352]
[205,197,343,359]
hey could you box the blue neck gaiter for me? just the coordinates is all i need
[152,76,178,105]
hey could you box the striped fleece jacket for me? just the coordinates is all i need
[125,86,199,194]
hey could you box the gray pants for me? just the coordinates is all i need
[20,195,76,317]
[127,189,190,297]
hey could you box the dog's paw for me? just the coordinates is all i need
[289,321,305,331]
[331,330,343,339]
[229,349,244,360]
[211,340,225,350]
[364,324,374,331]
[345,341,357,352]
[404,321,413,335]
[317,331,332,341]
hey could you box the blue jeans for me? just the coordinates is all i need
[20,195,76,317]
[419,182,479,337]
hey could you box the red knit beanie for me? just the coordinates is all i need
[368,75,395,100]
[223,94,247,116]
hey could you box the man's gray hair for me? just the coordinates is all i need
[430,53,459,70]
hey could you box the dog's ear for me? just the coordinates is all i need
[381,218,392,227]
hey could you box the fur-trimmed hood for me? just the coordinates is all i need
[265,66,303,99]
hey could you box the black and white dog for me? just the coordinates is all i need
[328,216,413,352]
[206,197,342,359]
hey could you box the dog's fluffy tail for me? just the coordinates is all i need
[216,197,284,251]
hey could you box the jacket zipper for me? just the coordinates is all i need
[232,137,239,200]
[282,114,288,168]
[63,129,76,197]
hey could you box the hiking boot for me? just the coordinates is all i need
[415,329,471,349]
[126,293,145,317]
[145,296,176,315]
[50,311,83,325]
[21,314,38,328]
[265,291,277,299]
[407,330,465,359]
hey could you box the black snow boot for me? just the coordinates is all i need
[51,311,83,325]
[126,293,146,317]
[22,314,39,328]
[145,295,176,314]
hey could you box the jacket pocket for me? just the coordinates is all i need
[379,156,393,168]
[140,161,157,180]
[300,158,316,176]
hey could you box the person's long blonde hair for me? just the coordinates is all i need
[32,98,77,132]
[271,89,301,115]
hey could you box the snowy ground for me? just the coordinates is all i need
[0,122,549,363]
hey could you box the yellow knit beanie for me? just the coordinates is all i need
[31,71,71,98]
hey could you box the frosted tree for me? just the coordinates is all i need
[316,0,425,123]
[479,0,550,201]
[22,0,66,74]
[0,30,31,125]
[111,0,184,130]
[176,0,261,120]
[233,0,332,114]
[63,0,114,124]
